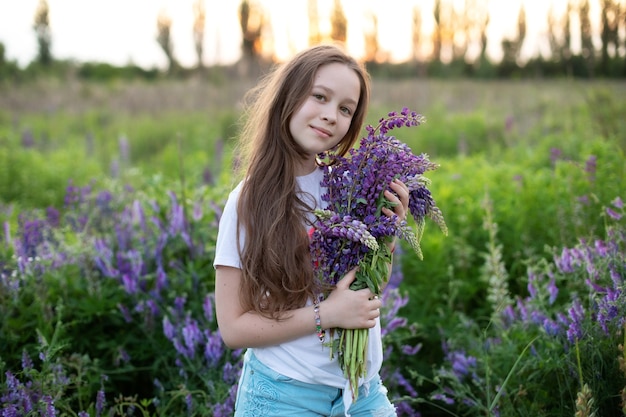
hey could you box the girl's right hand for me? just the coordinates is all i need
[320,268,381,330]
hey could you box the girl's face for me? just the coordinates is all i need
[289,63,361,175]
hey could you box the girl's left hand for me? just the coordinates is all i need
[382,179,409,223]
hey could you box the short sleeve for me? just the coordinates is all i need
[213,183,245,269]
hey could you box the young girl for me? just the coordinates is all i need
[214,44,409,417]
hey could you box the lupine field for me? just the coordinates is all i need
[1,78,626,416]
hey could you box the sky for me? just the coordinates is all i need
[0,0,601,70]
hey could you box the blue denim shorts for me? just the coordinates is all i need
[234,351,397,417]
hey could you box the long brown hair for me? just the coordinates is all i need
[235,44,371,319]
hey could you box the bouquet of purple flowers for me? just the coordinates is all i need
[309,108,448,400]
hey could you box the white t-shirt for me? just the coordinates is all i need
[213,167,383,413]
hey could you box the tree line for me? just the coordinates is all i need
[1,0,625,82]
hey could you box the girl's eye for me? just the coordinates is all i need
[313,94,325,101]
[340,106,352,116]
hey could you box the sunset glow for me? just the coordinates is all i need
[0,0,609,69]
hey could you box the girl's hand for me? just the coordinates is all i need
[382,179,409,252]
[382,178,409,223]
[321,268,381,330]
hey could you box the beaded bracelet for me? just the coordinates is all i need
[313,303,325,343]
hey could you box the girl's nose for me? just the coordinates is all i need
[321,110,336,124]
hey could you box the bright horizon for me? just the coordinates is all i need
[0,0,603,70]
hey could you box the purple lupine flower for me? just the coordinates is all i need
[21,129,35,148]
[402,343,422,355]
[431,391,455,405]
[163,316,175,340]
[146,299,160,318]
[204,330,225,367]
[547,278,558,305]
[543,318,561,336]
[155,265,168,293]
[606,207,622,220]
[17,216,46,259]
[391,368,418,397]
[51,363,70,386]
[95,389,106,417]
[203,294,214,322]
[585,155,596,182]
[382,317,408,336]
[500,304,517,328]
[117,347,131,364]
[596,288,621,335]
[449,350,478,380]
[2,404,20,417]
[78,412,89,417]
[311,108,446,288]
[122,273,138,294]
[516,298,529,323]
[308,108,446,399]
[185,392,193,416]
[222,362,241,385]
[21,350,33,371]
[118,303,133,323]
[42,395,56,417]
[527,270,538,299]
[212,384,237,417]
[566,299,585,344]
[549,147,562,166]
[45,207,60,228]
[174,296,186,315]
[182,317,202,358]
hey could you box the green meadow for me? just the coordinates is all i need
[1,78,625,416]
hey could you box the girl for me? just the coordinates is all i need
[214,44,409,417]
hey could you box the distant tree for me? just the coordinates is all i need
[517,3,527,56]
[432,0,442,62]
[193,0,206,69]
[563,1,573,75]
[451,2,469,61]
[308,0,321,46]
[33,0,52,66]
[156,9,179,73]
[579,0,595,76]
[238,0,264,77]
[501,4,526,65]
[363,10,379,63]
[453,0,489,64]
[600,0,620,74]
[445,0,489,75]
[478,2,489,61]
[620,1,626,76]
[411,6,422,62]
[433,0,457,63]
[330,0,347,44]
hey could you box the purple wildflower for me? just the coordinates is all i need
[21,350,33,371]
[185,392,193,416]
[203,294,214,322]
[163,316,175,340]
[566,299,585,344]
[204,330,224,367]
[584,155,596,182]
[311,108,446,288]
[549,147,562,166]
[309,108,447,399]
[42,395,56,417]
[95,389,106,417]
